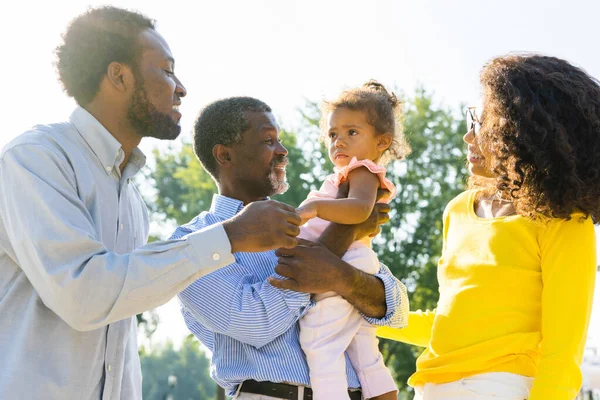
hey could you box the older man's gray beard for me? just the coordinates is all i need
[268,169,289,195]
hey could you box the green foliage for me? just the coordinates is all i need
[140,336,216,400]
[148,146,217,226]
[146,89,468,397]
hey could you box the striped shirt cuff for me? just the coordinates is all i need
[362,270,408,328]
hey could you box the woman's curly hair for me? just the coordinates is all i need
[472,54,600,222]
[319,80,411,165]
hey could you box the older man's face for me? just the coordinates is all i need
[231,111,289,199]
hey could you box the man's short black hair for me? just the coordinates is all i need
[55,6,155,106]
[193,97,272,180]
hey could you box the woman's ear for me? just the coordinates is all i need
[377,133,393,152]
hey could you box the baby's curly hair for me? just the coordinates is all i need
[473,54,600,222]
[320,80,411,165]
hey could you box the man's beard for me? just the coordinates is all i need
[126,75,181,140]
[267,157,289,196]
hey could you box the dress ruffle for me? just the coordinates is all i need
[333,157,396,199]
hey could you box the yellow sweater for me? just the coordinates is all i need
[378,190,596,399]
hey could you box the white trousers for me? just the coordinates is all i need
[299,247,397,400]
[413,372,534,399]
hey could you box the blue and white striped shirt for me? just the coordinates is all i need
[171,194,407,397]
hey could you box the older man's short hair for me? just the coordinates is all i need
[193,97,272,179]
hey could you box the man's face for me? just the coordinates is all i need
[127,29,187,140]
[231,111,289,199]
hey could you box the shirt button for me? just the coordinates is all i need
[107,364,112,372]
[212,253,220,261]
[106,166,112,172]
[120,224,124,231]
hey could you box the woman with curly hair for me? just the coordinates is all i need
[377,54,600,399]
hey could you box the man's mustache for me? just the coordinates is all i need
[271,157,288,168]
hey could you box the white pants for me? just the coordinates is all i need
[299,247,397,400]
[413,372,534,399]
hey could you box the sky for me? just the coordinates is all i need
[2,0,600,351]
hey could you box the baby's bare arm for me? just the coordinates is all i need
[298,167,380,224]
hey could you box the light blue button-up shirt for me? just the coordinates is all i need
[172,194,409,397]
[0,107,235,400]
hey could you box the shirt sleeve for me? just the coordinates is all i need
[178,263,312,349]
[360,263,409,328]
[528,215,596,399]
[0,144,235,332]
[376,309,436,347]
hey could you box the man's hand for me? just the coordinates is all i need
[222,200,302,253]
[269,239,387,318]
[353,202,390,241]
[268,239,352,294]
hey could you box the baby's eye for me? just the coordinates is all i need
[328,132,336,139]
[349,129,358,136]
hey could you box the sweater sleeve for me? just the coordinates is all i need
[376,309,436,347]
[528,215,596,399]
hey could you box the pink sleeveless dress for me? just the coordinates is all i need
[299,157,396,249]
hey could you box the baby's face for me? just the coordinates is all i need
[326,108,389,168]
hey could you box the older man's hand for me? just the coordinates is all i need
[269,239,351,294]
[354,202,390,240]
[222,199,302,253]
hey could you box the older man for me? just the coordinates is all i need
[171,97,407,399]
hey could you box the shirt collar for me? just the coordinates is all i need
[69,106,146,176]
[209,194,245,219]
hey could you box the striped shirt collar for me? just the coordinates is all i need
[209,194,246,219]
[69,106,146,176]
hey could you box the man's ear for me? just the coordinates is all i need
[213,144,233,168]
[105,61,135,93]
[377,132,393,152]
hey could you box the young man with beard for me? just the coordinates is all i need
[0,8,302,400]
[171,97,408,400]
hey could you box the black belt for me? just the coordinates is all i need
[239,379,362,400]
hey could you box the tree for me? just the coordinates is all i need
[145,89,468,397]
[374,89,467,393]
[140,336,216,400]
[147,145,217,226]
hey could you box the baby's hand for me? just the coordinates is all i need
[297,203,318,225]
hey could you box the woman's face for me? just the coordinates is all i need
[463,108,495,178]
